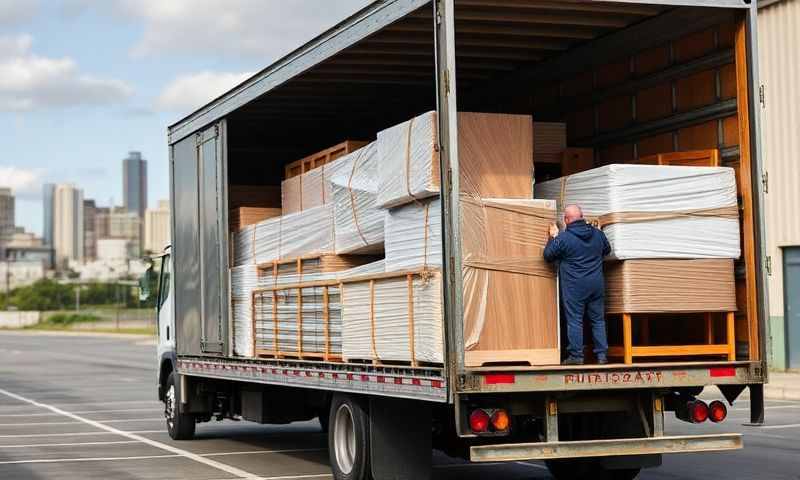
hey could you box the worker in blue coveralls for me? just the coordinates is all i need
[544,204,611,365]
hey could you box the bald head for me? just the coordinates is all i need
[564,204,584,225]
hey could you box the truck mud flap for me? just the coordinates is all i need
[470,433,742,463]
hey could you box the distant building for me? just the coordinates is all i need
[123,151,147,217]
[96,238,135,262]
[0,187,14,239]
[108,208,142,257]
[83,199,99,261]
[42,183,55,247]
[94,206,111,240]
[53,184,84,267]
[0,261,46,290]
[144,200,170,254]
[4,230,43,248]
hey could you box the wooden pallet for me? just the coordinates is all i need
[607,312,736,364]
[284,140,369,179]
[638,148,720,167]
[257,254,380,279]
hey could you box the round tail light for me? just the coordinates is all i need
[689,400,709,423]
[469,409,490,433]
[709,401,727,423]
[490,409,510,432]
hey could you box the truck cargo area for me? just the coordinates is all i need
[162,2,767,478]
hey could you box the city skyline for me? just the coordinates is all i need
[0,1,370,238]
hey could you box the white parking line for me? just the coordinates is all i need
[0,440,140,449]
[0,387,263,479]
[0,408,158,418]
[758,423,800,430]
[0,447,327,465]
[0,418,163,427]
[516,461,549,470]
[0,430,162,439]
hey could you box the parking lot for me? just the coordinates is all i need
[0,331,797,480]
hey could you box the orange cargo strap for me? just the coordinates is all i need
[369,279,379,362]
[407,273,417,367]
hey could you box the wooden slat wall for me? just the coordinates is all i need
[537,16,759,360]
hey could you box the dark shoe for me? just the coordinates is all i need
[562,357,584,366]
[596,356,609,365]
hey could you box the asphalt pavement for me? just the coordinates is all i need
[0,331,798,480]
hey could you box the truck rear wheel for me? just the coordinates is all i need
[328,394,371,480]
[165,372,196,440]
[545,459,641,480]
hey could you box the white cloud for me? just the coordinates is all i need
[0,34,133,111]
[0,166,44,199]
[156,71,253,113]
[0,0,39,26]
[103,0,370,59]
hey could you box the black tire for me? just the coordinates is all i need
[546,459,641,480]
[328,394,372,480]
[164,372,196,440]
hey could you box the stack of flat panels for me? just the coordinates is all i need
[232,204,335,266]
[533,122,567,164]
[330,142,384,254]
[281,153,352,215]
[384,198,442,272]
[605,259,737,314]
[341,271,444,364]
[229,207,281,232]
[251,255,381,360]
[231,264,260,357]
[461,197,559,366]
[535,164,741,260]
[376,111,534,208]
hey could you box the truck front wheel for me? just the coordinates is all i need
[164,372,196,440]
[328,394,371,480]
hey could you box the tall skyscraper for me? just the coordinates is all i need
[42,183,55,246]
[83,199,98,261]
[53,184,84,267]
[0,187,14,239]
[144,200,171,253]
[123,151,147,217]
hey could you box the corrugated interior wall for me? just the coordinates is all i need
[758,0,800,369]
[528,15,760,359]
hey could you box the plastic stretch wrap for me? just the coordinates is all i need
[230,265,260,357]
[341,272,444,364]
[376,111,534,208]
[384,197,442,272]
[605,259,737,314]
[281,156,350,215]
[330,143,384,254]
[232,204,335,266]
[337,259,386,279]
[376,111,439,208]
[460,197,560,366]
[535,164,741,260]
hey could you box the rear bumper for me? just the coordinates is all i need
[470,433,742,462]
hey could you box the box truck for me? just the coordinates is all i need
[147,1,769,479]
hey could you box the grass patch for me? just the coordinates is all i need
[38,313,101,326]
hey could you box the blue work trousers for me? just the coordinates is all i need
[563,290,608,360]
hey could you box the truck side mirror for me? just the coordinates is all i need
[139,265,155,302]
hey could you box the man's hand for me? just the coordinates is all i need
[549,223,559,239]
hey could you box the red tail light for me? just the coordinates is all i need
[689,400,709,423]
[469,409,490,433]
[709,401,727,423]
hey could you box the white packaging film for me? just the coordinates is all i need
[280,154,351,215]
[376,111,439,208]
[384,197,442,272]
[231,264,260,357]
[535,164,741,260]
[330,142,385,254]
[341,272,444,364]
[232,204,335,266]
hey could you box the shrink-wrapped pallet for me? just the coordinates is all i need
[605,259,737,314]
[252,255,381,360]
[281,155,351,215]
[535,164,741,260]
[376,111,533,208]
[461,196,560,366]
[232,204,335,266]
[384,197,442,272]
[341,271,444,364]
[231,265,260,357]
[330,143,385,254]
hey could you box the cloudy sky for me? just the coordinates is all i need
[0,0,370,235]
